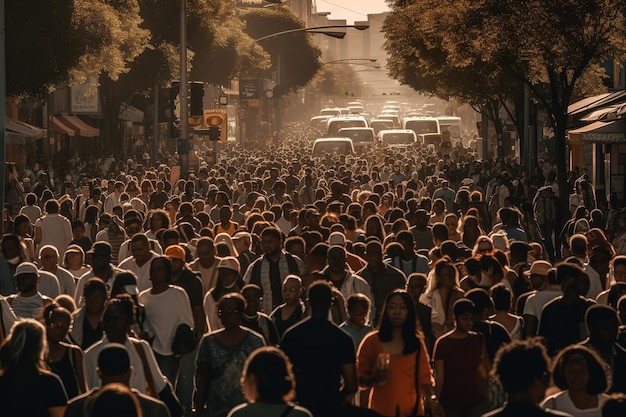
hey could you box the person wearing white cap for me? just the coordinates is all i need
[522,260,560,338]
[6,262,54,319]
[203,256,244,332]
[328,231,366,272]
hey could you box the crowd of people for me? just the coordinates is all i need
[1,123,626,417]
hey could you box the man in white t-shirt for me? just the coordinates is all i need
[104,181,125,214]
[189,237,220,295]
[523,260,561,338]
[39,245,76,296]
[34,199,73,257]
[118,234,159,292]
[7,262,54,319]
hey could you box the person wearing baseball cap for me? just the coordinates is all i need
[521,260,559,338]
[165,244,204,338]
[164,244,205,409]
[203,256,244,332]
[74,242,126,306]
[7,262,54,319]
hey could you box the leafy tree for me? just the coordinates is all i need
[5,0,133,98]
[139,0,269,87]
[99,0,270,147]
[384,0,626,214]
[242,7,322,97]
[308,65,364,98]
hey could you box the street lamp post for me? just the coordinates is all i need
[0,0,6,229]
[179,0,189,177]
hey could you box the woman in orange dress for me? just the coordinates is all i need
[357,290,444,417]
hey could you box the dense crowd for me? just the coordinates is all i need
[2,124,626,417]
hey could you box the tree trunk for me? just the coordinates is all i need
[99,76,123,155]
[553,116,570,221]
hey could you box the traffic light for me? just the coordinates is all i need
[203,110,227,143]
[190,82,204,116]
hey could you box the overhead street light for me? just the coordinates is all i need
[324,58,377,65]
[254,24,370,42]
[310,31,346,39]
[326,62,381,69]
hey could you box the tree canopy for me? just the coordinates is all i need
[384,0,626,211]
[242,7,322,97]
[5,0,128,97]
[307,65,364,98]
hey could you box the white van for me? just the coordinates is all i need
[436,116,462,142]
[312,138,355,156]
[310,115,330,131]
[320,108,342,117]
[377,129,417,148]
[326,115,368,136]
[403,116,440,135]
[370,119,395,134]
[376,114,401,128]
[338,127,376,153]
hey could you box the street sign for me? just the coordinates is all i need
[239,79,259,99]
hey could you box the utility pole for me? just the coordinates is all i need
[179,0,189,177]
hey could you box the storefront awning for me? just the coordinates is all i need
[6,118,45,139]
[580,105,622,122]
[568,120,626,143]
[119,104,144,123]
[57,115,100,137]
[4,131,26,145]
[51,116,76,137]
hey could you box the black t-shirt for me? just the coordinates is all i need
[82,318,103,351]
[473,320,512,362]
[0,370,68,417]
[70,237,93,255]
[171,269,204,309]
[149,191,168,209]
[271,302,305,338]
[242,313,280,345]
[538,296,595,356]
[280,317,355,414]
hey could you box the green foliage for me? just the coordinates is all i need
[187,0,270,84]
[71,0,150,84]
[384,0,626,213]
[385,0,626,113]
[5,0,150,98]
[6,0,82,97]
[308,65,363,98]
[242,7,322,96]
